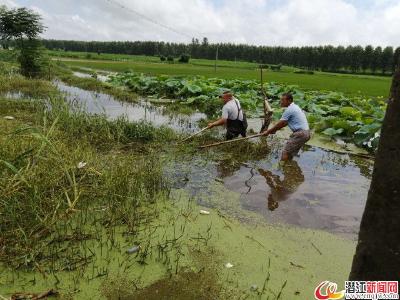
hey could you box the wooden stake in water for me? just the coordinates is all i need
[182,127,209,142]
[260,66,273,133]
[199,132,264,148]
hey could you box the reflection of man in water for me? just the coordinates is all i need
[258,160,304,211]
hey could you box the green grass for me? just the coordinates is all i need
[0,96,176,267]
[0,72,59,98]
[47,49,259,69]
[51,54,391,98]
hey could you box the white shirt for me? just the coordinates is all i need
[222,97,244,121]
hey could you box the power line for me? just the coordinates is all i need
[105,0,195,40]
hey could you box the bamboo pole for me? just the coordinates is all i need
[199,133,374,159]
[199,133,264,148]
[181,127,209,142]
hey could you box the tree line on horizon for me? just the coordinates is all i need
[41,38,400,75]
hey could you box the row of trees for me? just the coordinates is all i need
[42,38,400,75]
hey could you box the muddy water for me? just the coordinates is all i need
[224,146,371,239]
[170,139,372,239]
[56,81,206,132]
[2,91,27,99]
[72,71,92,79]
[56,82,373,239]
[72,71,109,82]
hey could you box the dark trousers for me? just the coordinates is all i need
[226,119,246,140]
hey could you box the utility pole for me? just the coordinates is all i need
[214,45,219,73]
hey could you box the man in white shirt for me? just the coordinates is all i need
[262,93,310,161]
[207,91,247,140]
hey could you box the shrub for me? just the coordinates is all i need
[178,53,190,63]
[270,64,282,71]
[294,69,315,75]
[167,55,174,62]
[160,55,166,61]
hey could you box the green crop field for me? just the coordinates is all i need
[47,50,259,69]
[51,51,391,98]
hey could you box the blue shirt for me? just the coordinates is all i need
[280,103,309,132]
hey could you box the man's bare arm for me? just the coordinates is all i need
[262,120,288,135]
[208,118,227,128]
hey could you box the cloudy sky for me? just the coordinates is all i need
[1,0,399,46]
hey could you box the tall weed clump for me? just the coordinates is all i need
[0,98,173,268]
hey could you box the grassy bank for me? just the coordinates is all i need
[0,71,58,99]
[0,95,176,262]
[0,60,136,103]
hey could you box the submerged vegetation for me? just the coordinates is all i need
[109,71,385,151]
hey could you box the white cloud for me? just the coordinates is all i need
[1,0,399,46]
[0,0,17,7]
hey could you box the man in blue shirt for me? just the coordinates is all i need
[261,93,310,161]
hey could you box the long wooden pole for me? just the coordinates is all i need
[199,133,264,149]
[181,127,209,142]
[199,134,374,159]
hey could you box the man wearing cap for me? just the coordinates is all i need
[261,93,310,161]
[207,91,247,140]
